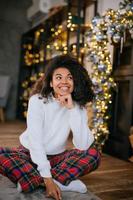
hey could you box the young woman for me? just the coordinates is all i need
[0,55,101,200]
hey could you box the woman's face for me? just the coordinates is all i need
[50,67,74,97]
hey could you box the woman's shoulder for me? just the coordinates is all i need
[29,93,40,101]
[29,94,47,105]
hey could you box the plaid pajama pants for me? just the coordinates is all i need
[0,145,101,192]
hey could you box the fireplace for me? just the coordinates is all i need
[103,37,133,160]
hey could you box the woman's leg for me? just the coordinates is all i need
[50,146,101,186]
[0,147,17,176]
[0,146,43,192]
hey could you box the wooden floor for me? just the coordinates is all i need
[0,121,133,200]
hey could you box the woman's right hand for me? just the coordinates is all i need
[44,178,62,200]
[57,94,74,109]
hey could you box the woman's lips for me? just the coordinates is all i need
[59,86,69,91]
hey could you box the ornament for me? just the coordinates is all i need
[94,86,103,94]
[92,16,103,26]
[124,0,130,4]
[119,2,125,9]
[101,78,107,84]
[96,33,105,42]
[91,77,98,85]
[115,23,125,32]
[126,3,133,11]
[85,31,93,38]
[107,26,115,35]
[98,63,107,71]
[92,54,99,64]
[112,33,121,43]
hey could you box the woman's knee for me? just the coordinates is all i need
[0,147,14,154]
[87,147,101,168]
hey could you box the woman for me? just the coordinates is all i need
[0,55,101,200]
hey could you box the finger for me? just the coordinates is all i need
[53,191,59,200]
[46,192,52,197]
[60,95,72,104]
[46,191,59,200]
[58,95,67,101]
[57,188,62,200]
[60,100,66,106]
[46,190,53,197]
[57,98,65,104]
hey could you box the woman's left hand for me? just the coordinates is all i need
[57,94,74,109]
[44,178,62,200]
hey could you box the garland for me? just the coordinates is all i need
[85,0,133,149]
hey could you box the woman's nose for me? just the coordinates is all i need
[61,77,68,83]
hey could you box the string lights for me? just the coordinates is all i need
[85,0,133,149]
[20,72,44,117]
[67,12,77,31]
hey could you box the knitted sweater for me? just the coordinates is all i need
[19,94,94,178]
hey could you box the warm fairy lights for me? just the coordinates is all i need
[21,72,44,118]
[23,12,79,68]
[85,0,133,149]
[67,12,78,31]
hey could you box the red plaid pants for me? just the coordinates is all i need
[0,145,101,192]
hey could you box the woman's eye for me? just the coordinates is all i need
[56,76,61,80]
[68,76,73,80]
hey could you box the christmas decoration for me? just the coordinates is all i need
[85,0,133,149]
[20,72,44,118]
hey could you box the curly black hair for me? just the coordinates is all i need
[32,55,94,106]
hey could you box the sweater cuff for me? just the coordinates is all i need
[37,162,52,178]
[39,167,52,178]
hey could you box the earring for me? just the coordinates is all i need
[50,82,53,88]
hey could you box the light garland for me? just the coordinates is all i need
[85,0,133,149]
[23,28,45,66]
[67,12,77,31]
[23,12,79,67]
[20,72,44,118]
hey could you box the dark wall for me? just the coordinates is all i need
[0,0,32,119]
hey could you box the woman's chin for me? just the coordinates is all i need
[59,91,70,96]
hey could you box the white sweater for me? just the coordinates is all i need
[19,94,94,178]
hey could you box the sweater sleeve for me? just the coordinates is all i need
[68,105,94,150]
[26,95,52,178]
